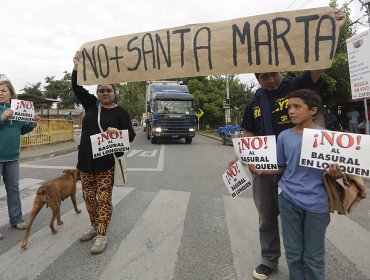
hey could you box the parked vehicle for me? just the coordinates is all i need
[131,119,139,126]
[145,81,197,144]
[217,125,243,145]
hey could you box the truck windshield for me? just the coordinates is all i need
[154,100,194,114]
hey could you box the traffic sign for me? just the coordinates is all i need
[195,108,204,118]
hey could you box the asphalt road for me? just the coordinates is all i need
[0,129,369,280]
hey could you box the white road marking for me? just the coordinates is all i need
[100,189,190,280]
[19,145,165,172]
[223,196,289,280]
[326,213,370,278]
[0,183,82,227]
[126,149,143,158]
[139,150,158,157]
[0,178,43,197]
[0,187,134,280]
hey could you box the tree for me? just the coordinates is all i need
[22,82,45,110]
[286,0,355,106]
[320,0,355,105]
[116,81,146,120]
[186,75,248,127]
[22,82,43,97]
[44,72,79,109]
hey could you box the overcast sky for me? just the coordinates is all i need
[1,0,366,92]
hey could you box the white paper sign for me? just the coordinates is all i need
[346,29,370,99]
[90,130,130,159]
[9,99,35,122]
[222,161,253,198]
[232,136,277,170]
[300,128,370,177]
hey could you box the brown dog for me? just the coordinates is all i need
[21,169,82,249]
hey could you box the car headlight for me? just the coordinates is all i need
[189,128,195,132]
[155,127,162,132]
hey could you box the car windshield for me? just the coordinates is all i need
[154,100,193,114]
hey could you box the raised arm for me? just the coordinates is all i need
[310,9,347,83]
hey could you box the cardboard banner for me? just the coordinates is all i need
[222,161,253,198]
[347,29,370,99]
[9,99,35,122]
[232,135,278,170]
[78,7,340,85]
[90,130,130,159]
[300,128,370,177]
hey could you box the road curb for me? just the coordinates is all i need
[20,146,79,162]
[196,132,221,142]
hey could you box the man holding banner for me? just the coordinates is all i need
[228,9,346,280]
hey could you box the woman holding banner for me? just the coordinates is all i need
[0,78,40,240]
[72,52,135,254]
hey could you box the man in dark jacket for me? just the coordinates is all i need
[228,10,346,279]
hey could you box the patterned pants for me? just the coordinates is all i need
[80,168,114,236]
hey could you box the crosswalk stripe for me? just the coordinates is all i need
[100,189,190,280]
[326,214,370,278]
[0,187,134,280]
[223,196,290,279]
[0,178,43,197]
[0,182,81,227]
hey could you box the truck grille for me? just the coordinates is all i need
[158,117,192,133]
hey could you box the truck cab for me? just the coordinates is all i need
[145,81,197,144]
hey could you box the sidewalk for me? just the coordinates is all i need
[20,140,79,162]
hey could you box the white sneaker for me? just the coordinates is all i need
[79,226,97,241]
[90,235,107,254]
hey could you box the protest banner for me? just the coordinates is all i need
[347,29,370,99]
[9,99,35,122]
[232,135,277,170]
[90,130,130,159]
[77,7,341,85]
[222,160,253,198]
[300,128,370,177]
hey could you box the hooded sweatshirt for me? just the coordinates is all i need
[0,103,36,162]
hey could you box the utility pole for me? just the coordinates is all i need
[225,75,231,125]
[363,0,370,134]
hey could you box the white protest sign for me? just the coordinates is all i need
[232,135,277,170]
[346,29,370,99]
[90,130,130,159]
[222,161,253,198]
[9,99,35,122]
[300,128,370,177]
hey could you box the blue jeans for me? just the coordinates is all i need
[0,160,23,226]
[278,194,330,280]
[253,174,281,269]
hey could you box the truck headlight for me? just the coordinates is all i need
[189,128,195,132]
[155,127,162,132]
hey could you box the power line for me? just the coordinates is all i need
[297,0,313,10]
[283,0,300,11]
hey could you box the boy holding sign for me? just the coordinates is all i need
[250,89,342,280]
[0,79,40,240]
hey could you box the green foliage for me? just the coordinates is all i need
[116,81,146,120]
[22,72,79,110]
[43,71,79,109]
[187,75,252,127]
[22,82,43,97]
[287,0,355,105]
